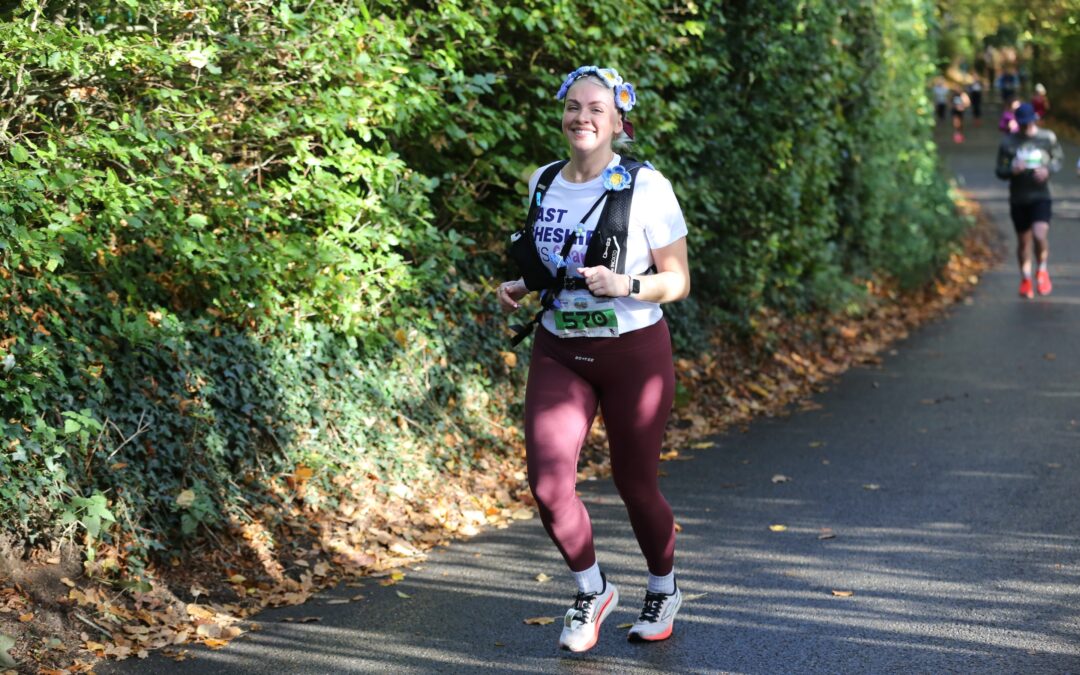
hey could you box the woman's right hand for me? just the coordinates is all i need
[497,278,529,313]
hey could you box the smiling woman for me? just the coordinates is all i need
[497,65,691,653]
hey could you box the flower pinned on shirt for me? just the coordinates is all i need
[574,224,586,239]
[614,83,636,113]
[602,165,632,192]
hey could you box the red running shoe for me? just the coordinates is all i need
[1036,269,1052,295]
[1019,278,1034,298]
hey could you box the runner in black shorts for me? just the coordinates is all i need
[995,103,1064,298]
[1010,200,1051,234]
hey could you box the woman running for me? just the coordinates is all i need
[497,65,691,653]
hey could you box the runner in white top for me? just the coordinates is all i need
[496,66,690,653]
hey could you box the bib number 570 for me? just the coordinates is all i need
[555,310,615,330]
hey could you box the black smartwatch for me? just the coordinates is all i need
[627,275,640,296]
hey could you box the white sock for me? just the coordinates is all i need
[1038,261,1048,272]
[647,570,676,595]
[572,562,604,595]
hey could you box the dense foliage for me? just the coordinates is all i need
[0,0,960,565]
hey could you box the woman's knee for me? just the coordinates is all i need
[611,468,660,506]
[529,474,576,513]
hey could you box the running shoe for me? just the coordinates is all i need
[1019,277,1034,299]
[1036,269,1052,296]
[627,583,683,643]
[558,575,618,652]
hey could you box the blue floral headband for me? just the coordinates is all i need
[555,66,638,137]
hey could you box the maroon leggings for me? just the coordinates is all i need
[525,319,676,575]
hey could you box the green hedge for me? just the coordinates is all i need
[0,0,960,564]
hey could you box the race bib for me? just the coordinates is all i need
[1018,145,1046,169]
[553,290,620,338]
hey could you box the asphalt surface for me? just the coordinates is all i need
[101,106,1080,674]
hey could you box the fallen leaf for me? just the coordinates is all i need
[511,509,534,520]
[351,594,365,601]
[617,622,634,629]
[771,474,792,484]
[818,529,836,540]
[535,573,551,583]
[60,577,76,588]
[280,617,320,624]
[523,616,556,625]
[683,592,707,601]
[203,638,229,649]
[690,441,715,450]
[862,484,881,491]
[1044,353,1056,361]
[186,604,216,620]
[809,441,825,448]
[769,524,788,532]
[228,574,246,584]
[17,613,32,623]
[395,590,411,599]
[325,599,351,605]
[674,522,683,533]
[831,590,854,597]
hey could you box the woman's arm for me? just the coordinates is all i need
[629,237,690,303]
[576,236,690,303]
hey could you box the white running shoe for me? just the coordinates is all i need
[558,575,619,652]
[627,583,682,642]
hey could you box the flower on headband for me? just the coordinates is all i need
[614,83,636,112]
[602,165,632,192]
[556,65,600,100]
[597,68,623,88]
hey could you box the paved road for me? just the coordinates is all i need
[101,109,1080,674]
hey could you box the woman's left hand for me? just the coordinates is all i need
[576,266,629,298]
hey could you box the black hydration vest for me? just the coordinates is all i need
[506,157,647,346]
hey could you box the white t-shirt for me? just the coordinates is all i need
[527,154,688,336]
